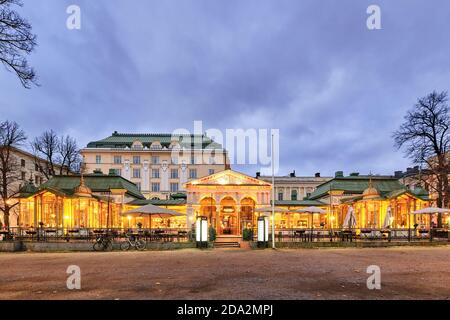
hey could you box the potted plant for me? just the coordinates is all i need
[208,226,217,242]
[242,228,253,241]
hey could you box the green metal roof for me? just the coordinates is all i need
[310,175,430,202]
[275,200,326,207]
[38,174,145,199]
[86,132,223,149]
[308,176,411,200]
[17,180,39,198]
[128,199,187,206]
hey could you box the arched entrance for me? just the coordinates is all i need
[199,197,217,228]
[240,197,255,231]
[219,197,238,235]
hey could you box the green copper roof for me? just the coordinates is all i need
[308,176,410,200]
[86,132,223,149]
[128,199,187,206]
[17,180,39,198]
[38,174,145,199]
[275,200,326,207]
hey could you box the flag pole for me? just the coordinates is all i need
[271,133,275,249]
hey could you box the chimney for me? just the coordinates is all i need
[256,172,261,178]
[289,170,296,178]
[394,171,403,178]
[315,172,321,177]
[335,171,344,178]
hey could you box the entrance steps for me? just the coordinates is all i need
[214,241,240,248]
[214,235,242,248]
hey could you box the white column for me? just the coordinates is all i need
[142,160,149,192]
[123,160,131,180]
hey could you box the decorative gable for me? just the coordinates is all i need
[186,169,271,186]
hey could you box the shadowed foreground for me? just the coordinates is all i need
[0,247,449,300]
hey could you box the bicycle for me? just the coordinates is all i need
[120,233,146,251]
[93,233,113,251]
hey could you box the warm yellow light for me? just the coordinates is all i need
[50,214,56,218]
[330,216,335,221]
[189,216,194,221]
[64,216,70,220]
[219,178,226,185]
[127,215,132,221]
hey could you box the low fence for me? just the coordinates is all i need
[1,227,192,243]
[267,227,450,243]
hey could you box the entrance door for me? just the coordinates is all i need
[219,197,239,235]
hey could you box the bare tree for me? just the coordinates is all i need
[32,130,80,177]
[31,130,58,179]
[0,0,37,88]
[0,120,26,229]
[59,135,81,174]
[393,91,450,227]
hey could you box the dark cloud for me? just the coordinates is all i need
[1,0,450,176]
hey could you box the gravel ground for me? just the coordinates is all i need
[0,247,449,300]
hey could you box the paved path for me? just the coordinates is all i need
[1,247,449,299]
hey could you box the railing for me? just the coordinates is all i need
[268,227,450,243]
[2,227,192,243]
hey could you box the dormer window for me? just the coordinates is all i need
[150,141,162,150]
[131,140,143,150]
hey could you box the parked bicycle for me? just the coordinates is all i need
[93,233,113,251]
[120,233,146,251]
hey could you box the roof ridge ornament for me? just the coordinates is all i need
[74,166,92,198]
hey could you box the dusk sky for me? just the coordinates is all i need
[1,0,450,177]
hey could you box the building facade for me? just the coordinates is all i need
[13,169,438,238]
[81,132,230,200]
[0,147,66,228]
[256,171,332,201]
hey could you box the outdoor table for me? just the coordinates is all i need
[177,231,188,242]
[380,229,391,242]
[340,231,354,242]
[0,231,9,241]
[293,230,306,242]
[360,229,373,240]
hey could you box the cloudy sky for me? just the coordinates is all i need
[1,0,450,177]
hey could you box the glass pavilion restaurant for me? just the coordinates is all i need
[13,170,434,242]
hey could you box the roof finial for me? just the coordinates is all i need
[74,162,92,197]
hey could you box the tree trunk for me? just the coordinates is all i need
[3,208,10,230]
